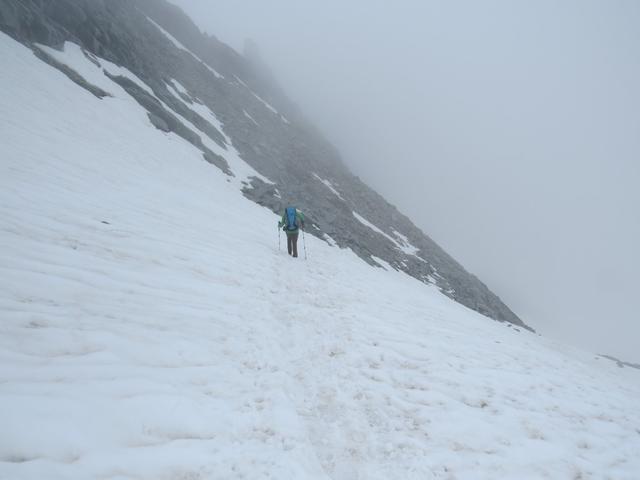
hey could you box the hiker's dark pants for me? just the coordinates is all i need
[287,233,299,257]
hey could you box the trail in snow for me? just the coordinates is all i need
[1,31,639,480]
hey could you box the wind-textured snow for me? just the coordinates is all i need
[1,31,640,480]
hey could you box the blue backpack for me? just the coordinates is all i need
[285,207,298,231]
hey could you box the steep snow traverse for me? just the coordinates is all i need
[2,0,531,330]
[1,2,639,480]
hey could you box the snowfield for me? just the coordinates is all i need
[1,32,639,480]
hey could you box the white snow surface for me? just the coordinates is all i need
[37,41,268,188]
[35,42,155,97]
[1,32,640,480]
[165,79,271,185]
[393,230,421,256]
[169,78,189,97]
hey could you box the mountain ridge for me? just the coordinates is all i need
[2,4,640,479]
[0,0,530,330]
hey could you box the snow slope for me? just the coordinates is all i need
[1,32,639,480]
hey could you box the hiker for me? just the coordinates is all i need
[278,206,305,257]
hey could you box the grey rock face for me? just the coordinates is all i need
[147,112,169,132]
[0,0,533,331]
[599,355,640,370]
[32,45,111,98]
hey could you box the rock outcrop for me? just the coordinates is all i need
[0,0,532,330]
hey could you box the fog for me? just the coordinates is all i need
[172,0,640,361]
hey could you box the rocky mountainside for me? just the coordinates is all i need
[0,0,530,330]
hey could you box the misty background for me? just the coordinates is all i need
[172,0,640,361]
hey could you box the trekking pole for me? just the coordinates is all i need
[302,229,307,260]
[278,224,281,252]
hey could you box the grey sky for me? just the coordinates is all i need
[172,0,640,361]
